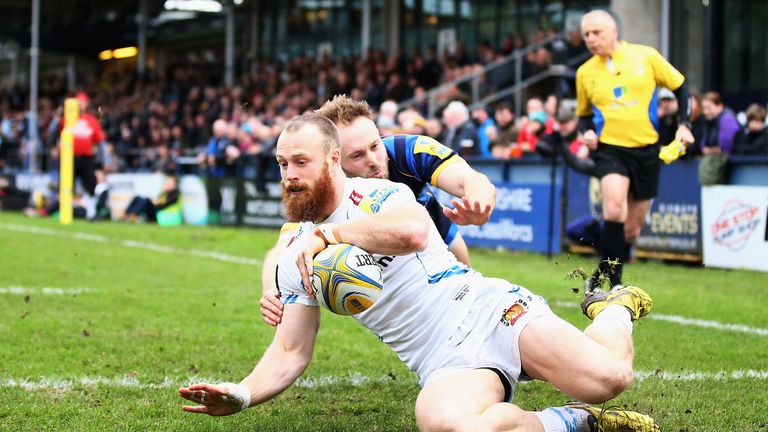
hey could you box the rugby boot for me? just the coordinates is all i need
[581,285,653,321]
[564,402,661,432]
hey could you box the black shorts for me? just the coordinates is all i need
[593,143,661,200]
[74,156,97,196]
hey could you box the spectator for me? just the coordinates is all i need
[656,88,679,147]
[471,105,496,157]
[698,92,739,189]
[732,103,768,155]
[489,103,516,158]
[376,100,399,134]
[440,101,478,157]
[516,110,548,156]
[123,173,180,223]
[206,119,239,178]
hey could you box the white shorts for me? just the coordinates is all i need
[421,278,554,402]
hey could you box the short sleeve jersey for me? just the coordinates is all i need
[275,177,490,380]
[383,134,463,243]
[576,41,685,148]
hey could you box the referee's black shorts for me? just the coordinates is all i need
[593,142,661,200]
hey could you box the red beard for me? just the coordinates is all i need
[281,162,334,222]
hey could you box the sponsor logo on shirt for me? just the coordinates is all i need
[361,186,398,213]
[349,190,363,205]
[414,136,451,159]
[500,298,528,326]
[453,284,470,301]
[287,224,305,247]
[613,85,628,100]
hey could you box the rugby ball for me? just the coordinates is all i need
[311,243,383,315]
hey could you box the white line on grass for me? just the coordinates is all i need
[552,300,768,337]
[0,222,261,266]
[6,370,768,392]
[0,286,93,295]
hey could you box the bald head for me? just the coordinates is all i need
[581,10,620,58]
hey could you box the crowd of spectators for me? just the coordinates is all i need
[0,28,766,185]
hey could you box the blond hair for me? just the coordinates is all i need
[315,94,374,126]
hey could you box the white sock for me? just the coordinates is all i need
[82,194,96,219]
[534,406,591,432]
[594,304,633,334]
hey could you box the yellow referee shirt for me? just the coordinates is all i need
[576,40,685,148]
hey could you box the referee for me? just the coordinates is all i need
[576,10,694,291]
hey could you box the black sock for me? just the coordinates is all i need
[591,221,626,287]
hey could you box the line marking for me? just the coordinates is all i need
[0,222,261,266]
[552,300,768,337]
[0,286,93,295]
[5,369,768,392]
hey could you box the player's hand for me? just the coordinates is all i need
[582,130,598,150]
[259,289,283,326]
[444,196,492,226]
[179,383,241,416]
[295,233,327,297]
[675,124,694,145]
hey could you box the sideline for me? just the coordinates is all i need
[6,369,768,392]
[552,300,768,337]
[0,222,261,266]
[0,287,92,295]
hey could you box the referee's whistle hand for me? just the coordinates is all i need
[583,130,598,150]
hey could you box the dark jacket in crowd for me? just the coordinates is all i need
[732,127,768,155]
[441,120,479,157]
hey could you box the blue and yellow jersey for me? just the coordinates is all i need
[382,134,463,245]
[576,41,685,148]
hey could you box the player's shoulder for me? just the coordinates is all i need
[346,176,401,194]
[576,55,601,75]
[576,55,602,80]
[345,177,411,213]
[625,41,660,58]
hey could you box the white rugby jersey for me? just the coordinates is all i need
[276,177,508,381]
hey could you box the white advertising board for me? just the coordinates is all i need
[701,185,768,272]
[106,173,165,220]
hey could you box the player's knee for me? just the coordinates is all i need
[624,225,641,243]
[602,202,625,221]
[579,364,634,403]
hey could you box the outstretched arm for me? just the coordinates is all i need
[433,159,496,226]
[179,304,320,415]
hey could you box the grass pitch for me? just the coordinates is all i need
[1,212,766,431]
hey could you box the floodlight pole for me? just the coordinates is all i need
[660,0,670,58]
[361,0,371,59]
[28,0,40,173]
[224,0,235,87]
[138,0,148,76]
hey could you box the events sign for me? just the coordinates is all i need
[635,160,702,259]
[702,185,768,272]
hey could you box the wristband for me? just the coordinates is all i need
[220,382,251,412]
[314,223,341,246]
